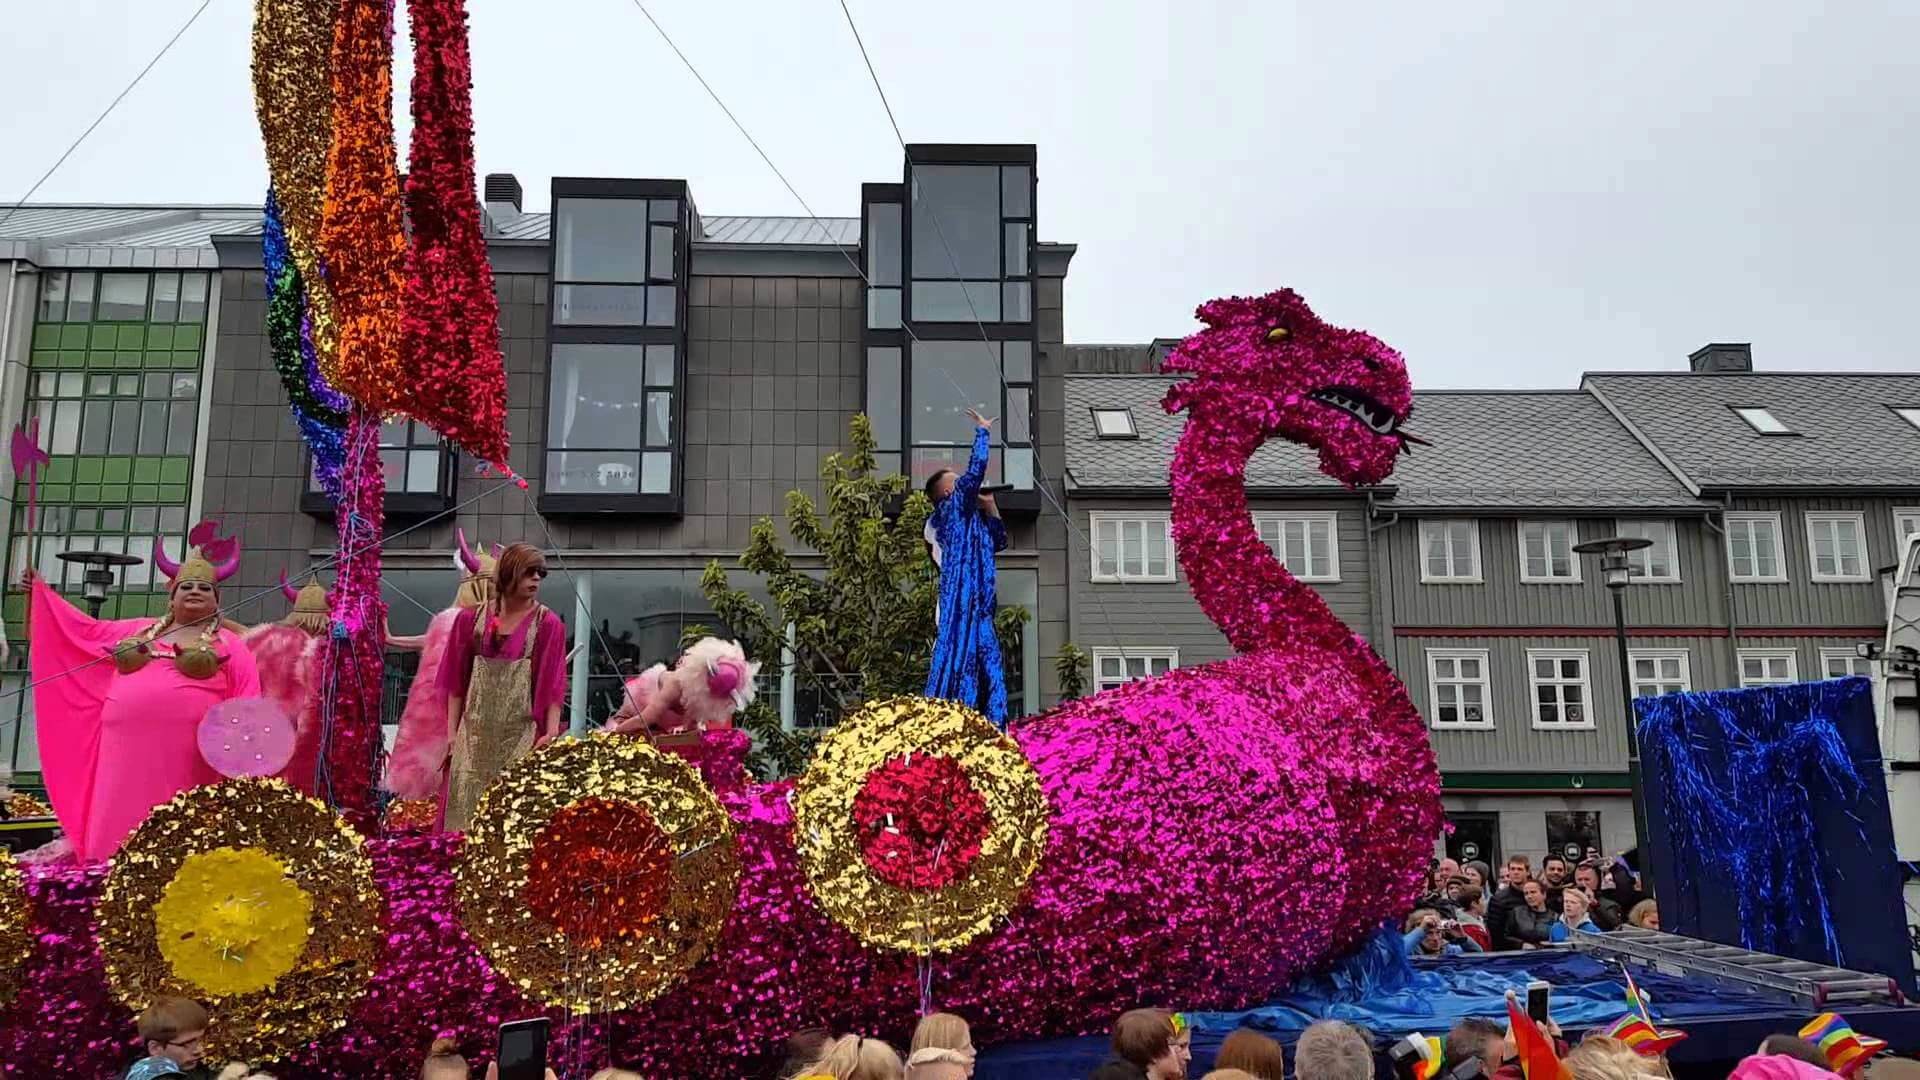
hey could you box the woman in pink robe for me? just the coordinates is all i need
[24,529,261,862]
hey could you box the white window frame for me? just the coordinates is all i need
[1091,408,1136,438]
[1091,648,1178,692]
[1425,648,1494,730]
[1731,406,1792,434]
[1891,407,1920,432]
[1616,519,1681,583]
[1517,521,1582,584]
[1088,512,1175,583]
[1627,648,1692,699]
[1725,511,1787,583]
[1818,647,1873,681]
[1805,511,1871,583]
[1526,648,1596,730]
[1893,507,1920,549]
[1419,519,1482,583]
[1738,648,1799,687]
[1254,511,1341,582]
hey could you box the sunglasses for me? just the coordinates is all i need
[528,567,549,579]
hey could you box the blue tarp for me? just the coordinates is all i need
[975,929,1920,1080]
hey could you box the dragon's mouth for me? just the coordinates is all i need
[1309,386,1404,436]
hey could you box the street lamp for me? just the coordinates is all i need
[1572,535,1655,897]
[55,550,144,618]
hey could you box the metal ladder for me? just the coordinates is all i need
[1566,928,1910,1009]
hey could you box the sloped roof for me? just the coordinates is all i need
[1064,376,1701,509]
[1584,372,1920,490]
[0,205,256,267]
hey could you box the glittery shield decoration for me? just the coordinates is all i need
[455,734,741,1012]
[0,852,29,1006]
[794,695,1047,953]
[152,847,313,996]
[97,779,380,1061]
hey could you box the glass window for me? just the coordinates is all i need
[150,273,180,322]
[640,451,672,494]
[1001,165,1032,218]
[178,272,209,324]
[866,346,902,451]
[1805,512,1868,581]
[912,281,999,322]
[645,285,676,327]
[1732,406,1791,434]
[1003,340,1032,382]
[1004,223,1029,277]
[648,198,678,223]
[911,164,999,279]
[1419,520,1480,581]
[645,392,672,446]
[648,225,675,282]
[1819,648,1872,680]
[1001,281,1031,323]
[67,272,96,322]
[108,400,139,453]
[1726,513,1784,581]
[555,283,646,326]
[549,344,644,450]
[98,274,147,321]
[1092,408,1135,438]
[1006,388,1030,443]
[910,341,1002,448]
[1090,514,1173,582]
[1629,650,1690,697]
[1004,447,1031,489]
[1617,520,1680,581]
[166,402,195,454]
[1544,811,1602,866]
[1518,521,1579,582]
[1739,649,1798,687]
[1527,649,1592,727]
[868,202,902,286]
[547,450,641,494]
[1093,649,1176,692]
[1427,649,1491,728]
[644,344,675,387]
[1256,513,1339,581]
[555,198,649,282]
[867,287,902,330]
[38,271,68,321]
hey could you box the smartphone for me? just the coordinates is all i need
[977,483,1014,494]
[1526,980,1551,1024]
[497,1017,550,1080]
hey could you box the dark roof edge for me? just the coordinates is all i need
[1584,369,1920,379]
[1697,483,1920,497]
[1580,378,1701,497]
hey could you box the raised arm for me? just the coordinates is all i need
[954,408,994,505]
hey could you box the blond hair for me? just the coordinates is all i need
[910,1012,971,1057]
[216,1068,277,1080]
[588,1070,646,1080]
[1567,1037,1664,1080]
[1204,1072,1260,1080]
[421,1036,467,1080]
[1294,1021,1372,1080]
[806,1035,905,1080]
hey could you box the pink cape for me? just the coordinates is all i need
[240,622,324,794]
[28,582,263,861]
[383,607,461,800]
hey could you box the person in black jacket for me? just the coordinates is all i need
[1485,855,1532,950]
[1574,863,1623,930]
[1507,880,1557,948]
[1539,855,1573,915]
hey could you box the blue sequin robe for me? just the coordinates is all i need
[924,427,1008,725]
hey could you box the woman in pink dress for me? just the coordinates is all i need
[436,542,567,831]
[382,528,498,804]
[24,525,262,862]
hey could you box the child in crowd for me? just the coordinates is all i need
[125,996,212,1080]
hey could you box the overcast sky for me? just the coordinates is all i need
[3,1,1914,387]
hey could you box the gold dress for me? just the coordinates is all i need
[443,607,546,831]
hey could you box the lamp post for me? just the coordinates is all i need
[55,550,144,618]
[1572,535,1656,896]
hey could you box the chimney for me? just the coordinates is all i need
[482,173,523,232]
[1688,342,1752,373]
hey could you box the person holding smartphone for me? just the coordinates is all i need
[921,408,1009,726]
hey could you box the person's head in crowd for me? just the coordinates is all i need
[1575,863,1603,895]
[782,1027,835,1078]
[215,1067,278,1080]
[136,996,209,1072]
[1522,879,1548,912]
[1455,884,1486,919]
[1203,1073,1259,1080]
[587,1070,645,1080]
[1757,1036,1833,1069]
[1730,1054,1847,1080]
[1445,1018,1506,1074]
[1566,1037,1660,1080]
[806,1035,905,1080]
[420,1037,468,1080]
[1214,1028,1286,1080]
[1463,861,1492,892]
[1111,1009,1191,1080]
[1294,1020,1373,1080]
[910,1013,974,1075]
[905,1049,970,1080]
[1503,856,1532,887]
[1542,855,1571,888]
[1628,899,1660,930]
[1562,887,1594,927]
[1432,857,1462,893]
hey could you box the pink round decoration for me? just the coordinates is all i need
[198,697,297,779]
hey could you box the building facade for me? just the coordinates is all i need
[0,146,1078,780]
[1063,343,1919,866]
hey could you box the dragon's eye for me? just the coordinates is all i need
[1265,327,1290,342]
[1363,357,1381,372]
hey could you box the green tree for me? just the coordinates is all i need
[1054,642,1091,701]
[698,414,1027,778]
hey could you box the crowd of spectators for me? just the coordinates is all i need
[1407,852,1657,957]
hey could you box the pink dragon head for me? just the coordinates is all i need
[1162,289,1420,488]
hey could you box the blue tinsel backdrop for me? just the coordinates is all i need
[1636,676,1914,992]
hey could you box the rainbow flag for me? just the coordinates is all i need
[1409,1033,1446,1080]
[1621,964,1654,1024]
[1800,1013,1888,1077]
[1506,996,1570,1080]
[1604,1014,1687,1055]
